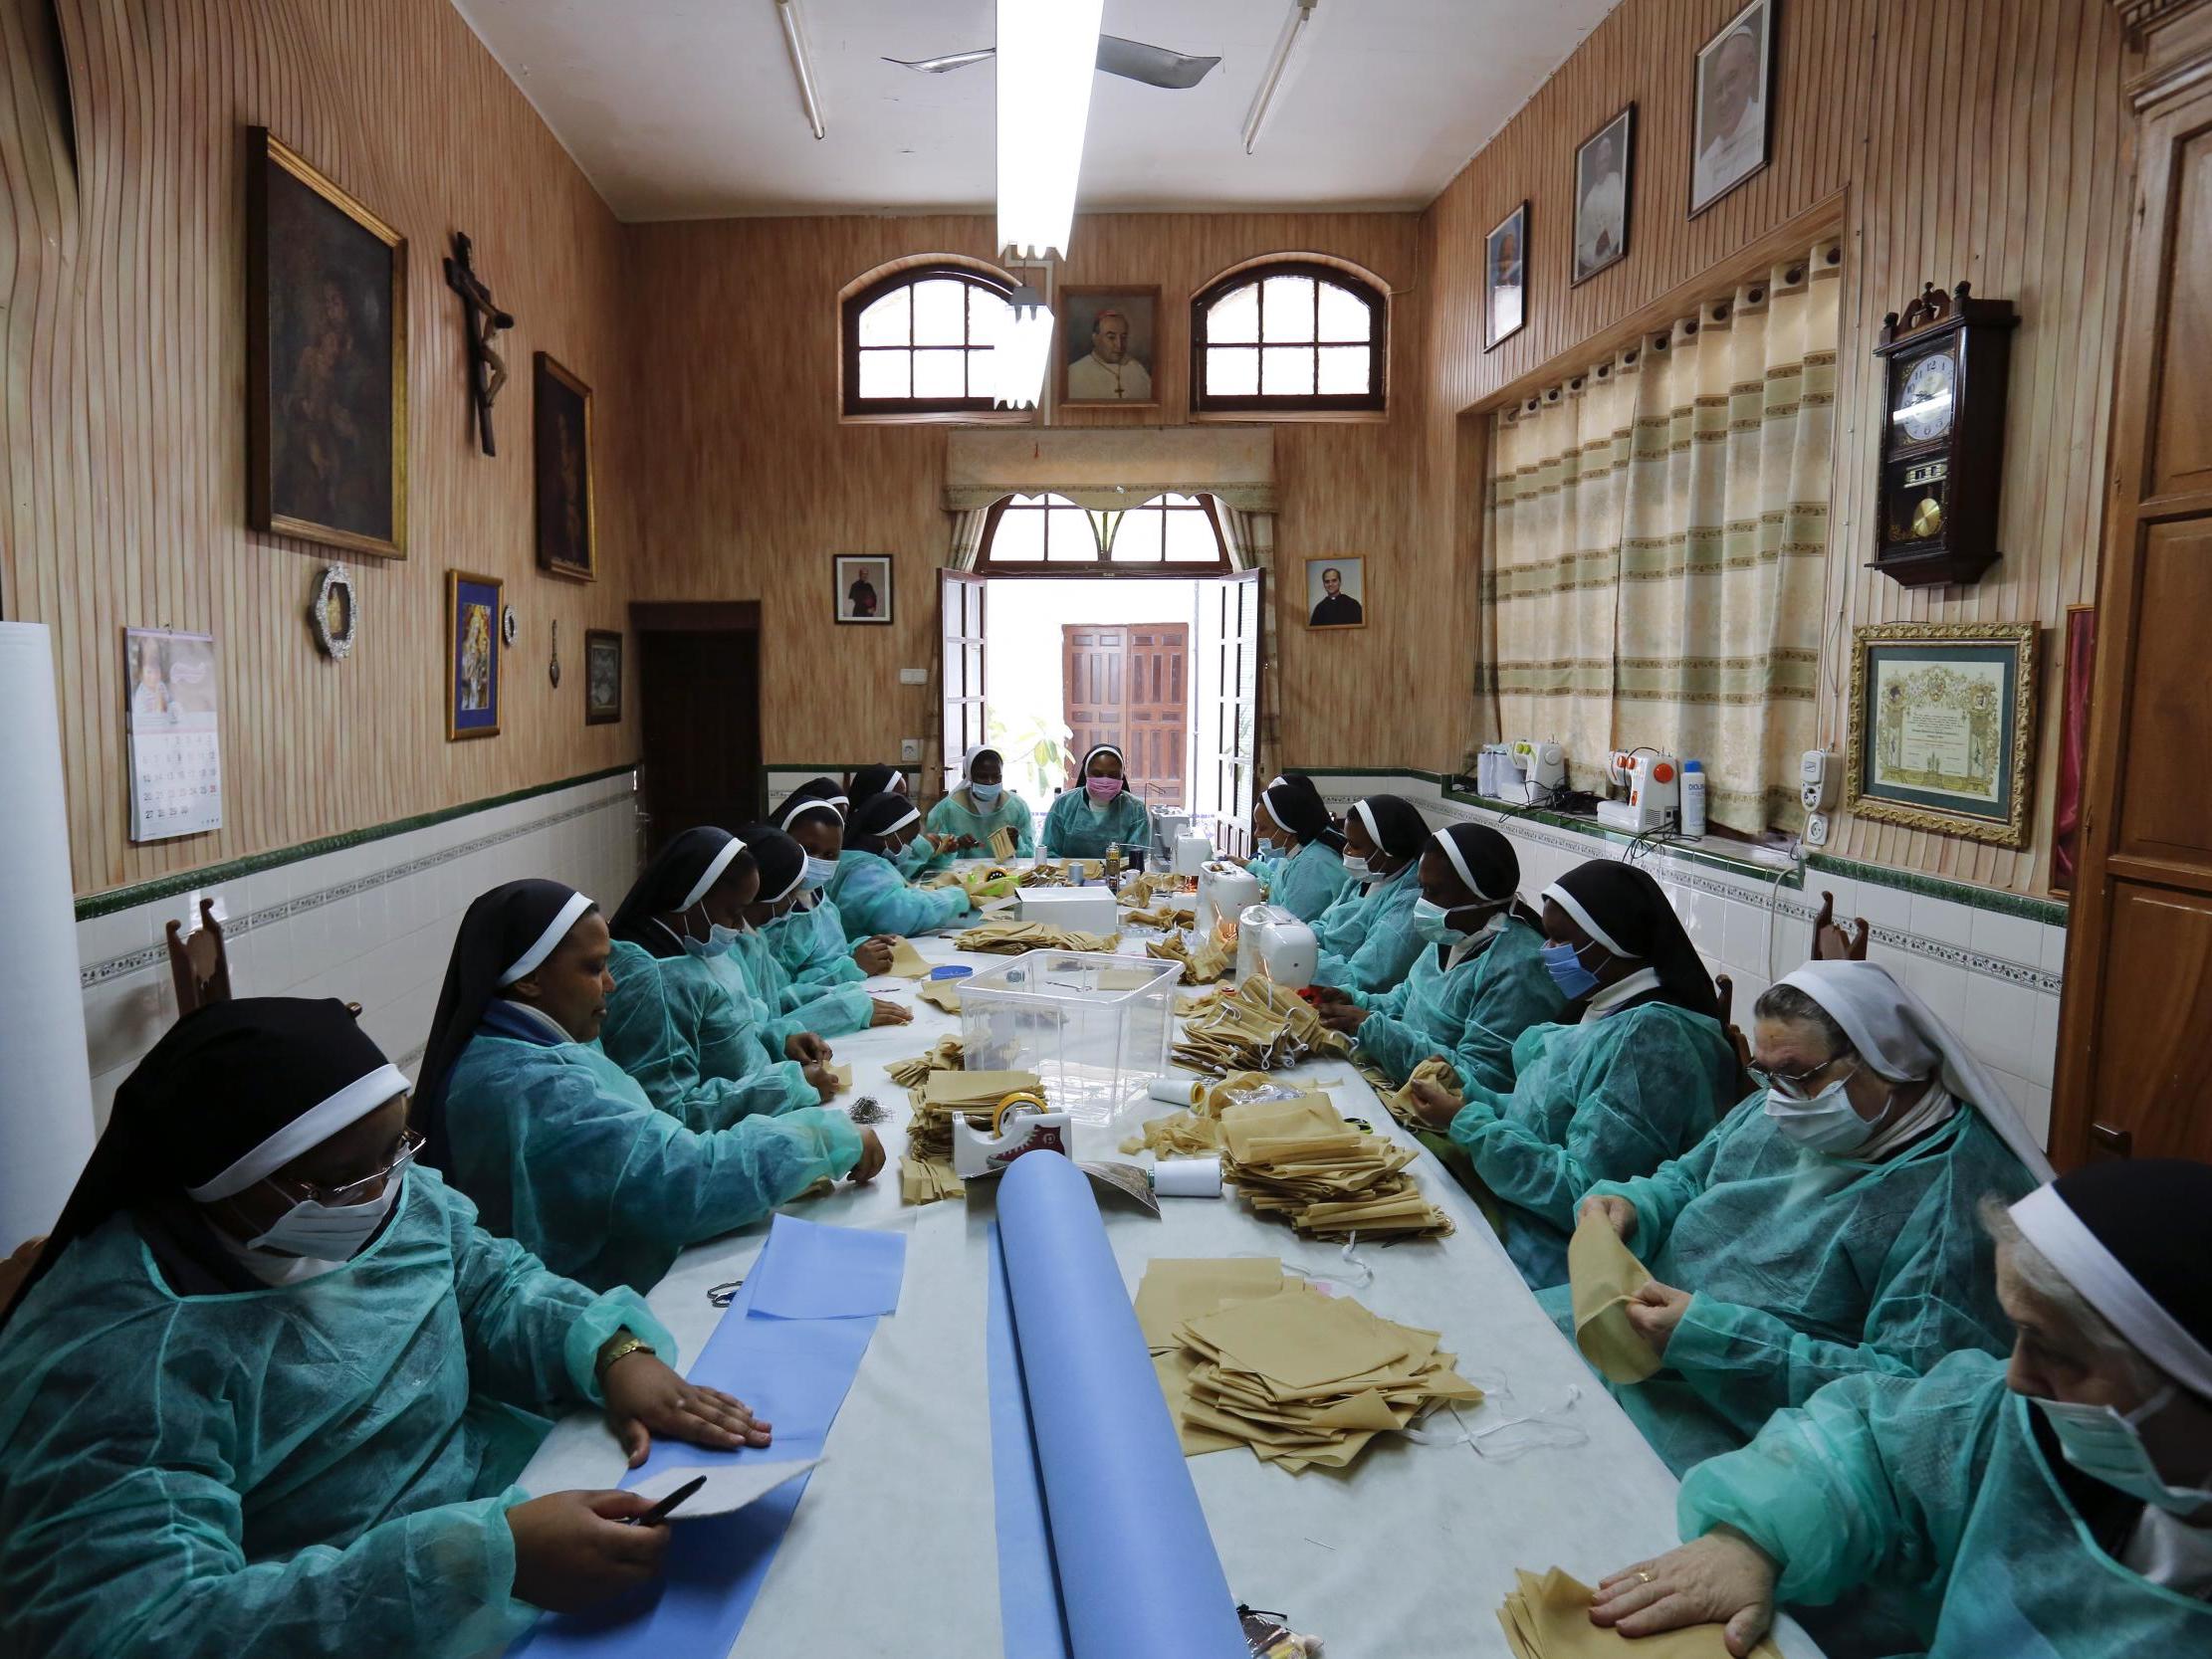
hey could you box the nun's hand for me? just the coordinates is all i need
[847,1128,886,1184]
[1404,1078,1462,1131]
[803,1061,843,1100]
[956,834,980,851]
[1307,985,1354,1008]
[1580,1194,1638,1242]
[853,937,897,976]
[1590,1530,1777,1658]
[1623,1281,1691,1356]
[785,1032,832,1066]
[507,1490,670,1611]
[601,1351,772,1466]
[1317,1003,1369,1034]
[869,997,913,1027]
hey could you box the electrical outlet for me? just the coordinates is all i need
[898,668,928,686]
[900,737,923,764]
[1804,811,1831,848]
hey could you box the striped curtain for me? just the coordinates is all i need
[1481,243,1840,832]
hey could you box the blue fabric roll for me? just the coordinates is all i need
[995,1151,1247,1659]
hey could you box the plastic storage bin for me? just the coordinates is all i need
[957,949,1182,1125]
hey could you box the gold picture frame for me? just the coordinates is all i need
[446,569,504,741]
[1845,621,2038,848]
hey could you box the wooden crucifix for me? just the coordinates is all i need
[442,232,516,456]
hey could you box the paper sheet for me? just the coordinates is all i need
[746,1213,907,1320]
[825,1063,854,1090]
[1568,1209,1661,1384]
[630,1458,821,1519]
[885,936,933,978]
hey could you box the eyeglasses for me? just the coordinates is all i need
[275,1127,424,1207]
[1749,1055,1859,1103]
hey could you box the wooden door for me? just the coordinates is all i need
[1124,624,1189,807]
[2052,61,2212,1166]
[939,570,986,793]
[635,618,762,856]
[1062,625,1127,784]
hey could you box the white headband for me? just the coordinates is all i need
[183,1063,411,1202]
[1540,881,1633,958]
[1351,799,1382,849]
[870,805,922,839]
[779,796,844,830]
[1085,745,1126,770]
[678,837,745,912]
[2011,1183,2212,1397]
[1433,830,1507,903]
[498,890,593,986]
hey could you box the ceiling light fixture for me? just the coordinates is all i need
[992,284,1054,409]
[774,0,826,140]
[1241,0,1318,155]
[995,0,1105,259]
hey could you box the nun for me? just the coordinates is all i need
[417,881,881,1294]
[729,826,910,1036]
[924,745,1035,862]
[1314,822,1566,1092]
[1402,859,1737,1287]
[1307,794,1431,994]
[773,789,900,981]
[1040,743,1152,859]
[1245,773,1352,923]
[599,829,836,1126]
[0,998,766,1655]
[847,763,906,803]
[824,792,977,941]
[1595,1159,2212,1657]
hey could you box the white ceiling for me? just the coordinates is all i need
[451,0,1620,222]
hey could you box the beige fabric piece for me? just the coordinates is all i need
[898,1153,964,1206]
[954,917,1120,954]
[885,1037,965,1090]
[825,1063,853,1091]
[1146,930,1231,984]
[1569,1207,1662,1384]
[1379,1055,1463,1130]
[987,825,1017,861]
[1134,1257,1290,1351]
[900,1066,1045,1183]
[1216,1096,1452,1243]
[884,937,933,978]
[1172,976,1352,1074]
[1497,1566,1783,1658]
[914,979,963,1014]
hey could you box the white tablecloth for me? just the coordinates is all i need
[520,929,1824,1659]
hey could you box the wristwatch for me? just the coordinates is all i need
[595,1330,657,1379]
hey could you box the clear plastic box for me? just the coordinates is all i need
[957,949,1182,1125]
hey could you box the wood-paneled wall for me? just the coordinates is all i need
[625,211,1421,775]
[0,0,641,898]
[1415,0,2132,895]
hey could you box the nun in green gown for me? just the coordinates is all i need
[1040,743,1153,859]
[1245,773,1352,924]
[824,793,977,941]
[1307,794,1429,995]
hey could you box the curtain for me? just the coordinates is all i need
[946,507,990,572]
[1481,241,1840,832]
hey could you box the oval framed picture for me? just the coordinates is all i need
[311,562,359,659]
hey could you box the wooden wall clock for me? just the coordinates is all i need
[1870,281,2017,587]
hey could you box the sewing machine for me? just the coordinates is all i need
[1196,861,1263,933]
[1597,750,1679,833]
[1235,905,1318,991]
[1508,739,1567,802]
[951,1092,1074,1179]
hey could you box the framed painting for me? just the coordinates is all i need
[1689,0,1777,217]
[246,128,407,557]
[835,555,893,625]
[1304,558,1367,630]
[585,629,623,726]
[447,570,503,741]
[1058,286,1160,408]
[1483,201,1528,351]
[1845,622,2038,848]
[1572,104,1634,286]
[534,353,597,581]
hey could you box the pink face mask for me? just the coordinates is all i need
[1086,774,1124,802]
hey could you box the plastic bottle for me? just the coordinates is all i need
[1679,759,1707,839]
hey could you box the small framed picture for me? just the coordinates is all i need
[446,570,504,741]
[534,352,596,581]
[835,555,894,625]
[1058,287,1160,407]
[1572,104,1635,286]
[1845,622,2038,848]
[1483,202,1528,351]
[584,629,623,726]
[1304,557,1367,630]
[1690,0,1776,217]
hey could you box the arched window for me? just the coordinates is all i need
[980,492,1229,571]
[1190,261,1387,415]
[842,265,1013,417]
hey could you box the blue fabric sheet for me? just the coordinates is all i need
[988,1224,1074,1659]
[746,1213,907,1320]
[510,1220,904,1658]
[992,1152,1248,1659]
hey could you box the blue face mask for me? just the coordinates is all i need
[800,855,838,890]
[681,922,742,959]
[968,781,1003,807]
[1541,938,1603,1000]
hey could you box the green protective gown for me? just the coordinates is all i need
[1349,916,1569,1092]
[0,1168,672,1659]
[824,848,975,941]
[1678,1350,2212,1656]
[1255,837,1353,925]
[599,938,819,1128]
[1039,787,1153,859]
[1448,1002,1734,1288]
[764,898,868,991]
[1310,861,1426,996]
[1536,1099,2036,1473]
[438,1027,861,1293]
[923,787,1035,861]
[728,928,874,1038]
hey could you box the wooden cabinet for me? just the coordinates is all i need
[2053,5,2212,1165]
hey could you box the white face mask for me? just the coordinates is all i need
[800,855,838,890]
[2037,1386,2212,1515]
[1341,854,1376,882]
[244,1173,401,1262]
[1761,1068,1878,1155]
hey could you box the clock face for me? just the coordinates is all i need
[1892,351,1957,444]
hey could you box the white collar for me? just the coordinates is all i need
[495,998,576,1045]
[1853,1081,1958,1163]
[1581,966,1661,1023]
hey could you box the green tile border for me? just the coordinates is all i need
[1805,853,2068,929]
[75,763,639,923]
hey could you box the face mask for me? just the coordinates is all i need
[893,838,929,874]
[1341,854,1375,881]
[2037,1387,2212,1515]
[1762,1074,1877,1155]
[1541,938,1603,1000]
[968,781,1003,807]
[681,916,743,958]
[245,1173,401,1262]
[800,855,838,890]
[1086,775,1124,802]
[1412,898,1473,946]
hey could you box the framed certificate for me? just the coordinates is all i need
[1845,622,2038,848]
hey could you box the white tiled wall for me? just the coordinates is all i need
[1309,775,2067,1150]
[76,772,642,1129]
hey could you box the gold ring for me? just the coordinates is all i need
[1637,1570,1654,1584]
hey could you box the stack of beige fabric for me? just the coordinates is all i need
[897,1066,1044,1206]
[1171,976,1352,1073]
[986,825,1018,861]
[884,1036,965,1090]
[1497,1567,1781,1658]
[954,917,1121,954]
[1138,1259,1483,1473]
[1145,929,1231,984]
[1017,859,1102,887]
[1217,1093,1453,1241]
[918,866,1019,902]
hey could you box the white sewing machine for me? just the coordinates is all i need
[950,1093,1074,1179]
[1598,750,1680,833]
[1196,861,1263,933]
[1508,739,1567,802]
[1235,904,1318,991]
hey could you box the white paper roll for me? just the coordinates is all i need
[1151,1155,1223,1199]
[0,626,98,1246]
[1148,1078,1199,1107]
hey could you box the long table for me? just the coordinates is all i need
[519,930,1824,1659]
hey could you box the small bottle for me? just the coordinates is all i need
[1679,759,1707,838]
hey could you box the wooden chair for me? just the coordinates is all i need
[1811,891,1870,961]
[1714,972,1757,1105]
[165,898,233,1016]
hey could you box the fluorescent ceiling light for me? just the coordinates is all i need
[774,0,826,140]
[996,0,1105,259]
[1242,0,1317,155]
[992,285,1054,409]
